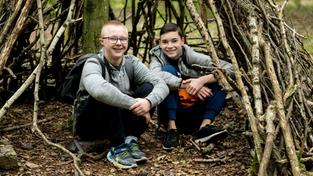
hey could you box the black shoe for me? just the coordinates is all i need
[194,125,228,144]
[162,129,179,151]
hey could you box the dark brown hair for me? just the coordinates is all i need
[160,23,183,37]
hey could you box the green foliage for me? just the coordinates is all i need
[285,1,313,53]
[296,148,304,160]
[109,0,130,10]
[286,0,313,12]
[47,0,59,16]
[303,35,313,53]
[296,149,309,174]
[248,152,259,176]
[47,0,58,5]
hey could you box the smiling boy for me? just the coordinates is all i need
[150,23,234,150]
[73,20,169,168]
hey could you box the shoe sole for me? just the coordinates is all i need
[107,152,137,169]
[194,130,228,143]
[133,156,148,162]
[162,145,177,151]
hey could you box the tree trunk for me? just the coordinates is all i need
[82,0,110,53]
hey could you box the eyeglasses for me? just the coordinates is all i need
[102,36,128,44]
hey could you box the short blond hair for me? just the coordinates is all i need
[100,20,128,37]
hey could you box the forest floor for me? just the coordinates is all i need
[0,99,251,176]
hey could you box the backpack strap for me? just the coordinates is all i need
[88,54,106,78]
[124,55,134,82]
[78,54,106,95]
[88,54,134,90]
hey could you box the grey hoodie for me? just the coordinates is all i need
[149,44,234,90]
[79,50,169,109]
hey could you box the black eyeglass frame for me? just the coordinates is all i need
[102,36,128,44]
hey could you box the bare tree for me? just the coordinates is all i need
[82,0,110,53]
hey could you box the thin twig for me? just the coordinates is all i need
[0,118,51,132]
[194,157,227,163]
[189,138,201,152]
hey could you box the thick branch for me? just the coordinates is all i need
[258,102,276,176]
[0,0,23,46]
[249,16,263,118]
[0,0,33,71]
[263,39,301,176]
[208,0,262,162]
[185,0,242,108]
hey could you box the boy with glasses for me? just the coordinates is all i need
[150,23,234,151]
[73,20,169,169]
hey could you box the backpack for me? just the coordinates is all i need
[178,88,199,107]
[60,53,134,104]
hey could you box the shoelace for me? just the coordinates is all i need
[118,151,130,159]
[113,145,128,155]
[129,143,139,152]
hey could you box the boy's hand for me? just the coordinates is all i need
[185,78,204,95]
[180,79,191,89]
[196,87,212,100]
[129,98,151,116]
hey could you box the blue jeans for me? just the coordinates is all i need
[158,65,227,133]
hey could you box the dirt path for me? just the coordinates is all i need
[0,100,251,176]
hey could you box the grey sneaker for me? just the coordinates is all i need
[194,125,228,143]
[127,141,147,162]
[106,143,137,169]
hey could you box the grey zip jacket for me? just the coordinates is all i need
[149,45,234,90]
[79,50,169,109]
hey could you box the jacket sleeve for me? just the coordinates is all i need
[132,57,169,107]
[149,55,182,91]
[219,60,234,79]
[186,47,234,79]
[80,57,136,109]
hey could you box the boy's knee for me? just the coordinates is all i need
[142,82,153,93]
[134,82,153,97]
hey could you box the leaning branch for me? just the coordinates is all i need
[185,0,242,108]
[0,0,33,71]
[249,16,263,118]
[263,39,301,176]
[208,0,263,162]
[31,0,84,175]
[0,0,24,46]
[0,66,39,120]
[258,102,276,176]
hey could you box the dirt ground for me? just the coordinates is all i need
[0,99,251,176]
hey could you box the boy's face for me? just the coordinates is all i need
[100,25,128,61]
[159,31,184,60]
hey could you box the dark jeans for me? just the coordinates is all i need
[75,83,153,147]
[158,65,227,134]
